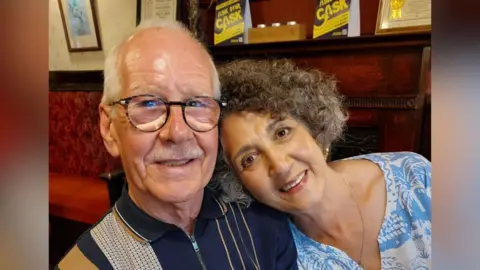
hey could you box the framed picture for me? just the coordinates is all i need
[375,0,431,35]
[57,0,102,52]
[136,0,182,26]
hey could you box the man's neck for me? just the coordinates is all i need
[128,187,204,235]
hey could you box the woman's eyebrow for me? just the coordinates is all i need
[267,117,284,133]
[233,145,253,163]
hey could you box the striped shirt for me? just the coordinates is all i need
[56,187,298,270]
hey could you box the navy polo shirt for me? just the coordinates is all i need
[56,186,298,269]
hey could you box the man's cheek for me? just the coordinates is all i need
[120,142,148,171]
[132,158,148,180]
[126,135,155,156]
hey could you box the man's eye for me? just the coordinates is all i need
[139,100,161,108]
[241,154,257,169]
[187,100,208,108]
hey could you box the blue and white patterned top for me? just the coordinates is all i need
[290,152,431,270]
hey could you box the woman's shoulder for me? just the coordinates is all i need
[344,151,431,189]
[346,151,430,176]
[344,151,429,165]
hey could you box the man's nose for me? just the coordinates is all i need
[157,106,194,143]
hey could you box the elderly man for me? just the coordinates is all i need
[56,19,298,270]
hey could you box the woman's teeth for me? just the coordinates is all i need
[281,170,306,192]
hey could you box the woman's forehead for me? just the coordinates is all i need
[223,110,292,121]
[221,112,298,144]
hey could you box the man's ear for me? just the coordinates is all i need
[99,104,120,157]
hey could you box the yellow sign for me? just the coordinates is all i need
[313,0,359,39]
[214,0,252,45]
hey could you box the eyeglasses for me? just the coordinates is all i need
[109,94,227,132]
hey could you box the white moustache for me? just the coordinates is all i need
[152,147,204,162]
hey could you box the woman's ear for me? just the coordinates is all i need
[99,104,120,157]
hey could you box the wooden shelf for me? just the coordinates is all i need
[49,33,430,92]
[49,70,103,91]
[208,33,431,59]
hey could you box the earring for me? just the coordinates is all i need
[324,146,330,161]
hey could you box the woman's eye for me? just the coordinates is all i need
[276,127,291,139]
[241,154,257,169]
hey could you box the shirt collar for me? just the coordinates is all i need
[113,184,228,243]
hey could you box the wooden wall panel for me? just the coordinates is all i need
[208,34,431,159]
[295,50,422,96]
[48,36,432,165]
[338,108,423,159]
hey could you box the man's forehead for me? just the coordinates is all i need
[116,28,214,97]
[119,32,209,69]
[122,28,201,56]
[126,27,185,43]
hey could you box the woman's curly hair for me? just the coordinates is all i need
[208,58,348,206]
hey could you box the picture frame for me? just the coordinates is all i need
[57,0,102,52]
[375,0,431,35]
[136,0,182,26]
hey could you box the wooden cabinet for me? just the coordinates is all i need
[209,34,431,160]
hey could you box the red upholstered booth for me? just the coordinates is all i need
[49,91,122,224]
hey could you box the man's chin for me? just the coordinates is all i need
[147,181,205,204]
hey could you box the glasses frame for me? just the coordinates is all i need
[109,94,227,132]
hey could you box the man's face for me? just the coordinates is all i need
[101,29,218,204]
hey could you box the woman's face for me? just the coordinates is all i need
[220,111,329,214]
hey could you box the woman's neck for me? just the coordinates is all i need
[292,167,364,254]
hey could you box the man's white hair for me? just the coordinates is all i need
[101,19,221,106]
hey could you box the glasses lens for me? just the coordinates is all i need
[184,97,221,131]
[128,96,167,131]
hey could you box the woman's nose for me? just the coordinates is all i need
[267,150,293,180]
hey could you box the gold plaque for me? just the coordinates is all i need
[375,0,431,35]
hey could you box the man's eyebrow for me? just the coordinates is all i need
[181,88,212,98]
[129,87,145,96]
[129,85,160,96]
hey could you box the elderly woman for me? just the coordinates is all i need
[213,59,431,270]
